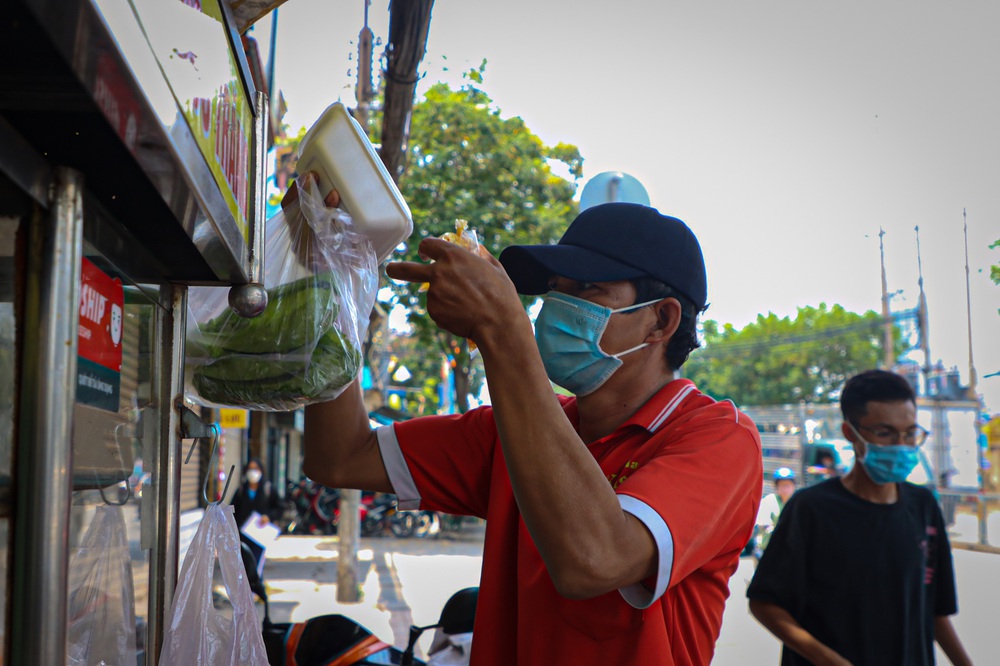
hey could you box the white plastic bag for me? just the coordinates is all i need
[185,177,379,411]
[159,503,268,665]
[67,505,138,666]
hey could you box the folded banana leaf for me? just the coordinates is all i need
[188,273,360,410]
[192,328,361,409]
[197,274,340,356]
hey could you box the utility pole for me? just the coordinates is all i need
[963,208,978,399]
[336,0,376,606]
[916,225,947,485]
[915,225,931,387]
[879,227,894,368]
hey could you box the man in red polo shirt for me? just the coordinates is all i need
[303,202,762,664]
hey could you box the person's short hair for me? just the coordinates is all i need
[631,276,703,371]
[840,369,917,424]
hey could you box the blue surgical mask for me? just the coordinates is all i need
[848,423,920,484]
[534,292,658,396]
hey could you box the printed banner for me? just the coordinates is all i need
[78,258,124,412]
[130,0,252,240]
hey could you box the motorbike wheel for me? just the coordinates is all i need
[389,512,416,538]
[362,514,384,537]
[412,511,439,538]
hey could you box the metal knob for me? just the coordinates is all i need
[228,283,268,318]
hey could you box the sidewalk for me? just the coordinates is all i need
[259,524,486,653]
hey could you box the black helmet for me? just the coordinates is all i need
[438,587,478,635]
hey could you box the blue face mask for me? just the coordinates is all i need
[848,423,921,484]
[534,292,659,396]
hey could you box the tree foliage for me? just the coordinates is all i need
[384,68,582,411]
[684,303,909,406]
[991,238,999,289]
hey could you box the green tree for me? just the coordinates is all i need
[991,238,999,290]
[384,68,582,412]
[684,303,909,406]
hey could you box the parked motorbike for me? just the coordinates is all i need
[284,479,340,535]
[361,493,417,538]
[261,586,478,666]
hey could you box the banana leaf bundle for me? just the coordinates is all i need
[188,273,361,410]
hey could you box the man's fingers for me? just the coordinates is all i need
[385,260,434,284]
[281,172,340,210]
[280,180,300,210]
[476,243,503,268]
[325,188,341,208]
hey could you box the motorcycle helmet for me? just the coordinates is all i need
[773,467,796,482]
[437,587,478,635]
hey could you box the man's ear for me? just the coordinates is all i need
[841,422,865,456]
[645,298,682,344]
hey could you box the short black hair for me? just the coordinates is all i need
[630,276,705,371]
[840,369,917,424]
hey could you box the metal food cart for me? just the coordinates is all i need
[1,0,271,662]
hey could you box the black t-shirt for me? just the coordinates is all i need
[746,478,957,665]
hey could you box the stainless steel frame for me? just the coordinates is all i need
[146,284,188,665]
[10,0,258,284]
[11,167,84,666]
[0,115,52,209]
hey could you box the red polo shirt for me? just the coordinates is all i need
[378,379,762,665]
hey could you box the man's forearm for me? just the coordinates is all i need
[478,320,655,599]
[302,377,392,492]
[934,616,973,666]
[749,600,852,666]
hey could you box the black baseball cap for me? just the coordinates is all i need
[498,202,708,308]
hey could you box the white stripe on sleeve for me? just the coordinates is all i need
[376,425,422,510]
[617,494,674,609]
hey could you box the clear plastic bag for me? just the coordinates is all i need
[67,505,138,666]
[185,177,379,411]
[159,503,269,666]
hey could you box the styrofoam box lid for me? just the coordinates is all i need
[297,102,413,263]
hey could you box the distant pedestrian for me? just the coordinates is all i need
[747,369,972,665]
[753,467,796,560]
[231,458,282,529]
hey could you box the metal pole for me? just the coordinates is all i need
[879,228,894,368]
[11,166,84,665]
[962,208,977,397]
[146,285,188,664]
[336,487,362,602]
[335,0,375,605]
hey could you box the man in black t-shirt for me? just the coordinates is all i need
[747,370,972,665]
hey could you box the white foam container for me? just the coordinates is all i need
[297,102,413,263]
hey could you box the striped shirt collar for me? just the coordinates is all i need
[561,378,701,436]
[622,378,700,433]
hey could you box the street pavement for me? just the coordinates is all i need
[259,523,998,664]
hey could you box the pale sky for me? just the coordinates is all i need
[251,0,1000,412]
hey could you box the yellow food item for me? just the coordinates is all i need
[420,220,479,292]
[423,220,480,353]
[440,219,479,251]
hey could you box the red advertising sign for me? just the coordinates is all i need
[78,259,124,412]
[79,258,124,372]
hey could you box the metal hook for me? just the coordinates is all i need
[184,422,235,505]
[99,423,133,506]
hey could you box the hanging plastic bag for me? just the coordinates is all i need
[185,177,379,411]
[67,504,138,666]
[159,503,268,665]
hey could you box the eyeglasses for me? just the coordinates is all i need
[852,423,930,447]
